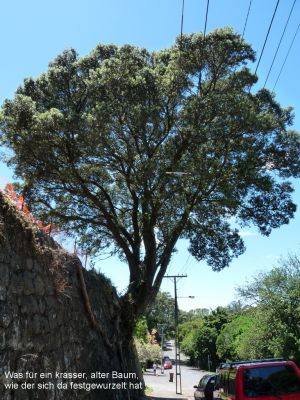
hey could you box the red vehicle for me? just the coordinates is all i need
[213,358,300,400]
[163,359,173,369]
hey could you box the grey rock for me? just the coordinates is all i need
[0,192,142,400]
[34,274,45,296]
[23,271,35,295]
[0,263,9,286]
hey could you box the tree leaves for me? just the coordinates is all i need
[1,28,299,317]
[237,254,300,361]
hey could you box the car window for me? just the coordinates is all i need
[243,365,300,397]
[198,376,205,388]
[206,377,215,390]
[228,370,236,395]
[198,375,210,388]
[203,376,210,385]
[219,371,226,389]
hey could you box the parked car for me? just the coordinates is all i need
[194,374,216,400]
[214,358,300,400]
[163,341,170,350]
[163,359,173,369]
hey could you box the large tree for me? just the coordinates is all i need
[1,28,300,331]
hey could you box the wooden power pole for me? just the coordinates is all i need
[164,274,187,394]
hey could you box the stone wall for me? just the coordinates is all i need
[0,192,143,399]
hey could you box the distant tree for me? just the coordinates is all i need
[144,291,174,336]
[216,313,256,361]
[237,254,300,363]
[181,307,231,368]
[234,310,272,360]
[225,300,245,315]
[182,323,221,369]
[134,317,149,343]
[178,318,204,343]
[205,307,231,332]
[134,338,161,368]
[180,318,204,363]
[179,308,210,324]
[1,28,300,335]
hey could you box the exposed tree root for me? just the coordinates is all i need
[74,256,114,349]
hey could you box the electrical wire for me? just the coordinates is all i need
[178,254,191,276]
[180,0,185,46]
[264,0,297,87]
[254,0,280,76]
[181,257,193,278]
[203,0,210,40]
[242,0,253,38]
[273,22,300,90]
[198,0,210,93]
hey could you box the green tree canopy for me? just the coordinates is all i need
[233,309,273,361]
[216,312,256,361]
[134,317,149,343]
[181,307,231,368]
[144,291,174,335]
[179,308,210,325]
[186,324,219,369]
[1,28,300,326]
[237,254,300,362]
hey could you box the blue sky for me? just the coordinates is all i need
[1,0,299,310]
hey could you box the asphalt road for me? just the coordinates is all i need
[143,341,207,400]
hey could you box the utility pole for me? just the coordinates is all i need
[164,274,187,395]
[157,324,166,374]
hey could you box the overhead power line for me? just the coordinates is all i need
[264,0,297,87]
[179,254,191,276]
[242,0,253,38]
[180,0,185,45]
[198,0,210,93]
[273,22,300,90]
[254,0,280,76]
[203,0,210,40]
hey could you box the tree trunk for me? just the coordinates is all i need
[0,192,143,400]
